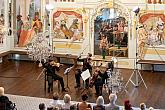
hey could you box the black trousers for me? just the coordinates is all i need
[49,73,65,90]
[75,69,89,88]
[75,70,81,87]
[94,79,103,95]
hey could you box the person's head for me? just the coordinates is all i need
[63,94,71,104]
[39,103,45,110]
[124,100,132,110]
[81,94,88,101]
[53,92,59,100]
[17,15,22,20]
[0,14,4,17]
[87,53,92,58]
[109,93,117,104]
[96,96,104,106]
[0,87,4,96]
[149,107,154,110]
[34,12,39,20]
[140,103,146,110]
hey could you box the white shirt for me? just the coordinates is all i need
[49,100,62,108]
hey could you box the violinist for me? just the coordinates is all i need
[42,59,67,93]
[75,53,92,89]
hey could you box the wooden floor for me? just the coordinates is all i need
[0,60,165,109]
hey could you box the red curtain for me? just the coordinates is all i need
[139,13,165,23]
[53,11,82,19]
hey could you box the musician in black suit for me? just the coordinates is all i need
[75,53,92,88]
[42,60,67,92]
[93,68,104,96]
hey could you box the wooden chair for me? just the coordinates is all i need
[44,69,60,92]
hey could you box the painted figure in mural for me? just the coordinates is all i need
[0,14,4,44]
[99,35,109,59]
[148,27,159,46]
[18,15,32,47]
[0,14,4,25]
[54,21,65,39]
[60,20,71,39]
[16,15,23,44]
[138,26,148,59]
[32,12,42,33]
[157,22,164,44]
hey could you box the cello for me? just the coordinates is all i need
[89,63,102,88]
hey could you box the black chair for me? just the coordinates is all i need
[0,102,6,110]
[44,69,60,92]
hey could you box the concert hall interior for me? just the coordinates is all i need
[0,0,165,110]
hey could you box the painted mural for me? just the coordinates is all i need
[15,0,42,47]
[0,0,5,46]
[94,8,128,58]
[53,11,83,41]
[138,13,165,59]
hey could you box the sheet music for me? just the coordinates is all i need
[81,69,91,81]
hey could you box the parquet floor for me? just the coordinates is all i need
[0,60,165,109]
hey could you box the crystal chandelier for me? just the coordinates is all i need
[26,31,52,67]
[104,69,124,93]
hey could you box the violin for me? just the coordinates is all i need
[50,61,63,67]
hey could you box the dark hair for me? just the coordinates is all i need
[124,100,132,110]
[53,92,59,100]
[88,53,92,57]
[39,103,45,110]
[81,94,88,101]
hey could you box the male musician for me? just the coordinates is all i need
[93,68,104,96]
[42,59,67,93]
[75,53,92,88]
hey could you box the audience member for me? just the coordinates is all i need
[124,100,133,110]
[49,92,62,109]
[39,103,46,110]
[61,94,71,110]
[93,96,105,110]
[78,94,92,110]
[0,87,11,110]
[105,93,120,110]
[140,103,146,110]
[149,107,154,110]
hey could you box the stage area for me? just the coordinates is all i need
[0,60,165,109]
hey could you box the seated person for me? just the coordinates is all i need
[105,93,120,110]
[78,94,92,110]
[42,59,67,92]
[140,103,146,110]
[124,100,133,110]
[61,94,72,110]
[93,96,105,110]
[0,87,11,110]
[49,92,62,109]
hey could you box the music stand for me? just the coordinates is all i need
[125,7,147,89]
[80,69,91,94]
[64,66,73,92]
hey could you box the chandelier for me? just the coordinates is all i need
[26,31,52,67]
[104,69,124,93]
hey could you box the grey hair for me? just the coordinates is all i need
[109,93,117,103]
[96,96,104,106]
[140,103,146,110]
[63,94,71,103]
[0,87,4,96]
